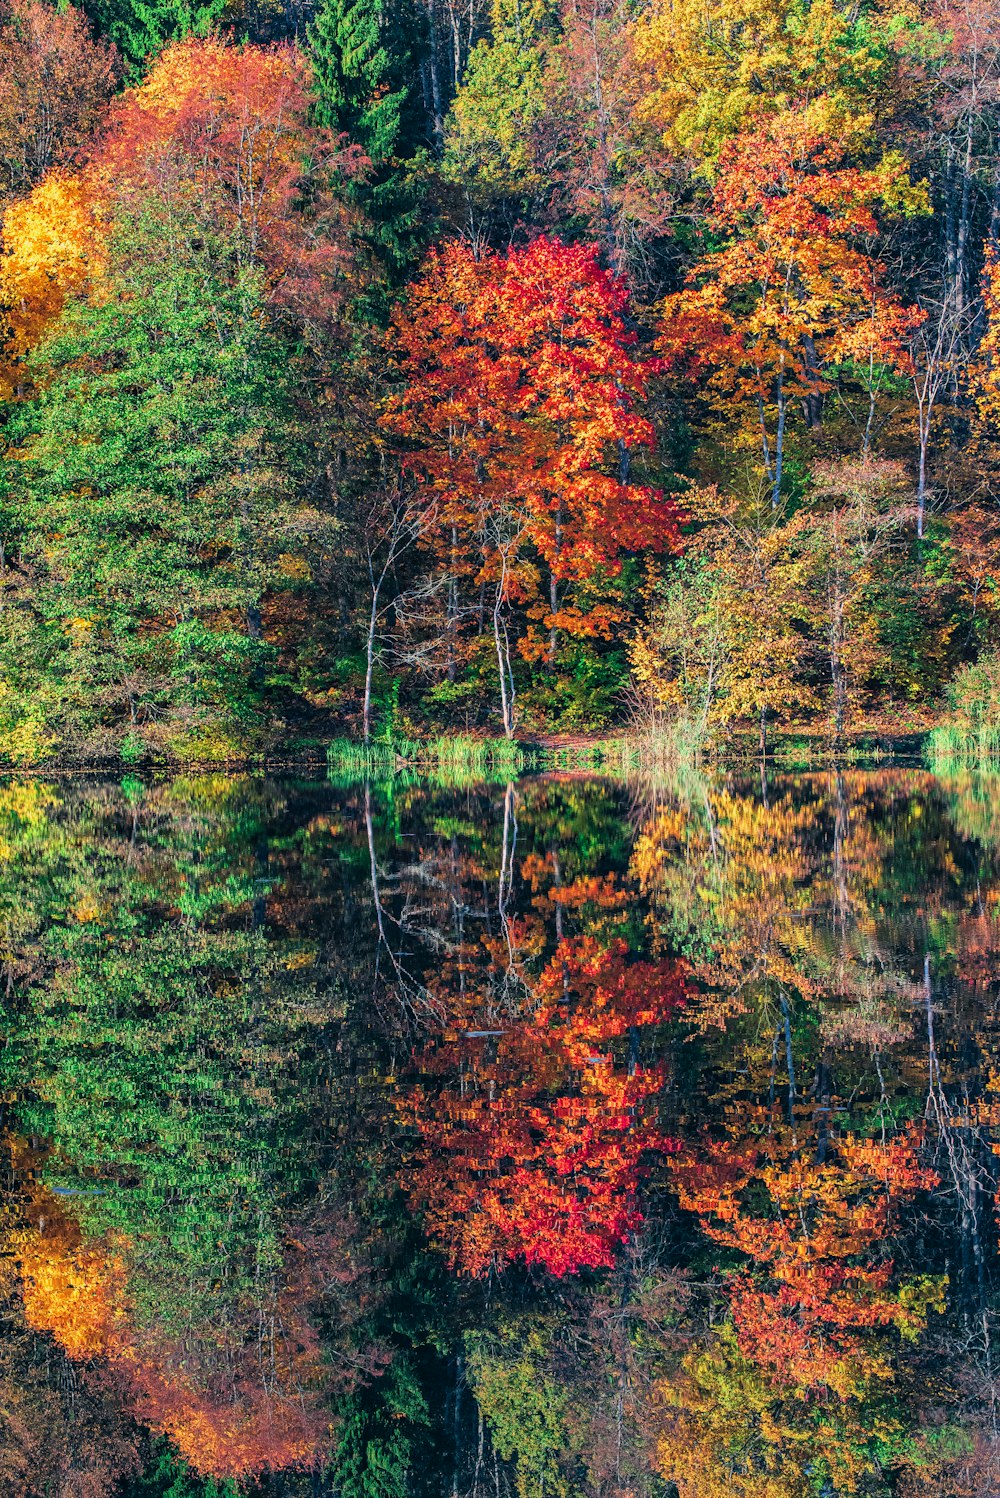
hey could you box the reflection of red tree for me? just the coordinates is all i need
[671,1124,939,1394]
[402,937,685,1277]
[15,1195,375,1479]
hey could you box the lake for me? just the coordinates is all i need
[1,764,998,1497]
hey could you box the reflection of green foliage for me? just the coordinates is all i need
[127,1440,240,1498]
[0,778,328,1333]
[331,1358,432,1498]
[931,767,1000,849]
[327,735,527,788]
[466,1321,571,1498]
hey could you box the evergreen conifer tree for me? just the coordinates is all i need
[81,0,225,71]
[307,0,427,289]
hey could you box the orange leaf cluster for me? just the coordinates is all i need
[401,935,686,1277]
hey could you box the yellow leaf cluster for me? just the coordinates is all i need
[0,171,104,395]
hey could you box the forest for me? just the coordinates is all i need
[0,0,999,762]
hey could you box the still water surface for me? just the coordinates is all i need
[2,767,999,1497]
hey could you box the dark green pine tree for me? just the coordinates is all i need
[81,0,226,72]
[309,0,404,157]
[307,0,429,293]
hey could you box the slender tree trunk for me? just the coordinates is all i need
[917,413,929,538]
[548,505,562,667]
[772,376,787,509]
[862,368,876,459]
[447,524,458,682]
[800,333,823,427]
[758,392,775,489]
[363,586,379,745]
[493,584,515,738]
[423,0,445,153]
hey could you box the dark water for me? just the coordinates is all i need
[2,766,1000,1497]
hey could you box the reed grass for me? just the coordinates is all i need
[327,734,526,786]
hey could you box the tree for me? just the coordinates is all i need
[309,0,408,157]
[308,0,423,284]
[0,0,118,203]
[3,211,317,759]
[534,0,678,278]
[79,0,225,72]
[686,486,817,753]
[387,235,681,734]
[442,0,555,212]
[790,459,912,741]
[658,112,923,508]
[633,0,904,167]
[100,37,355,330]
[1,37,358,395]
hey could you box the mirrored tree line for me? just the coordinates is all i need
[0,767,999,1495]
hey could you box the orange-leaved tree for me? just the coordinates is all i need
[386,235,682,734]
[0,0,119,201]
[670,1121,941,1396]
[401,934,685,1276]
[0,36,359,394]
[658,110,923,507]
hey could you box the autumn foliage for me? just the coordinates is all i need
[402,935,685,1276]
[386,235,682,727]
[0,33,356,393]
[12,1189,355,1479]
[671,1123,941,1394]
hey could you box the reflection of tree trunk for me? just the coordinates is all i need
[833,771,848,944]
[551,846,570,997]
[253,836,268,930]
[452,1353,463,1498]
[769,1023,781,1115]
[813,1058,833,1164]
[924,951,938,1099]
[365,784,390,982]
[499,782,518,979]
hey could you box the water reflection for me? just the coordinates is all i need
[0,768,998,1496]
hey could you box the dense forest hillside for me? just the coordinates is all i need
[0,0,998,761]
